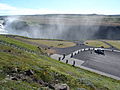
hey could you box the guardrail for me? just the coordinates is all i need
[56,47,120,65]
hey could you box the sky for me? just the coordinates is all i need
[0,0,120,15]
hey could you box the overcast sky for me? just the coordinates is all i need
[0,0,120,15]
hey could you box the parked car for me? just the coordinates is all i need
[94,48,105,55]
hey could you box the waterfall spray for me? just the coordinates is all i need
[1,15,120,40]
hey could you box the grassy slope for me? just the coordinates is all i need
[103,40,120,49]
[14,37,76,48]
[84,40,110,48]
[0,35,37,51]
[0,35,120,90]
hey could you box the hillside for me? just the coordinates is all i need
[0,35,120,90]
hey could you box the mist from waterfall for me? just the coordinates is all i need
[1,15,117,40]
[0,22,8,34]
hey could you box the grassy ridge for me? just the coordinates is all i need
[0,35,37,51]
[14,36,76,48]
[0,35,120,90]
[84,40,110,48]
[103,40,120,49]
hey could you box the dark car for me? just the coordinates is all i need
[94,49,105,55]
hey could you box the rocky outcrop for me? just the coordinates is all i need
[54,83,70,90]
[3,67,70,90]
[3,19,120,40]
[9,21,29,31]
[31,24,120,40]
[94,25,120,39]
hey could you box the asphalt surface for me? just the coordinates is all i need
[53,41,120,79]
[54,41,92,55]
[72,50,120,77]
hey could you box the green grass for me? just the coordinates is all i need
[84,40,110,48]
[0,35,37,51]
[0,35,120,90]
[14,36,76,48]
[103,40,120,49]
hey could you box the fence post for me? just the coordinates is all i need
[66,60,68,64]
[72,61,75,67]
[70,53,73,58]
[78,51,79,54]
[58,57,61,61]
[62,54,65,60]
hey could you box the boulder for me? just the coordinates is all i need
[25,70,34,76]
[54,83,70,90]
[11,77,18,81]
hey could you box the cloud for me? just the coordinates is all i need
[0,3,60,15]
[0,3,76,15]
[0,3,119,15]
[0,3,17,10]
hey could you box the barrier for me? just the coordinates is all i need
[58,57,61,61]
[66,60,68,64]
[72,61,75,66]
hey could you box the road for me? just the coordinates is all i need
[51,42,120,80]
[53,41,92,55]
[73,50,120,78]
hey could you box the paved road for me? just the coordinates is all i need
[54,41,92,55]
[51,47,120,80]
[73,50,120,78]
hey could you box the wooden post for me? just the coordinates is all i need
[62,54,65,60]
[72,61,75,67]
[78,51,79,54]
[58,57,61,61]
[70,53,73,58]
[74,53,77,55]
[66,60,68,64]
